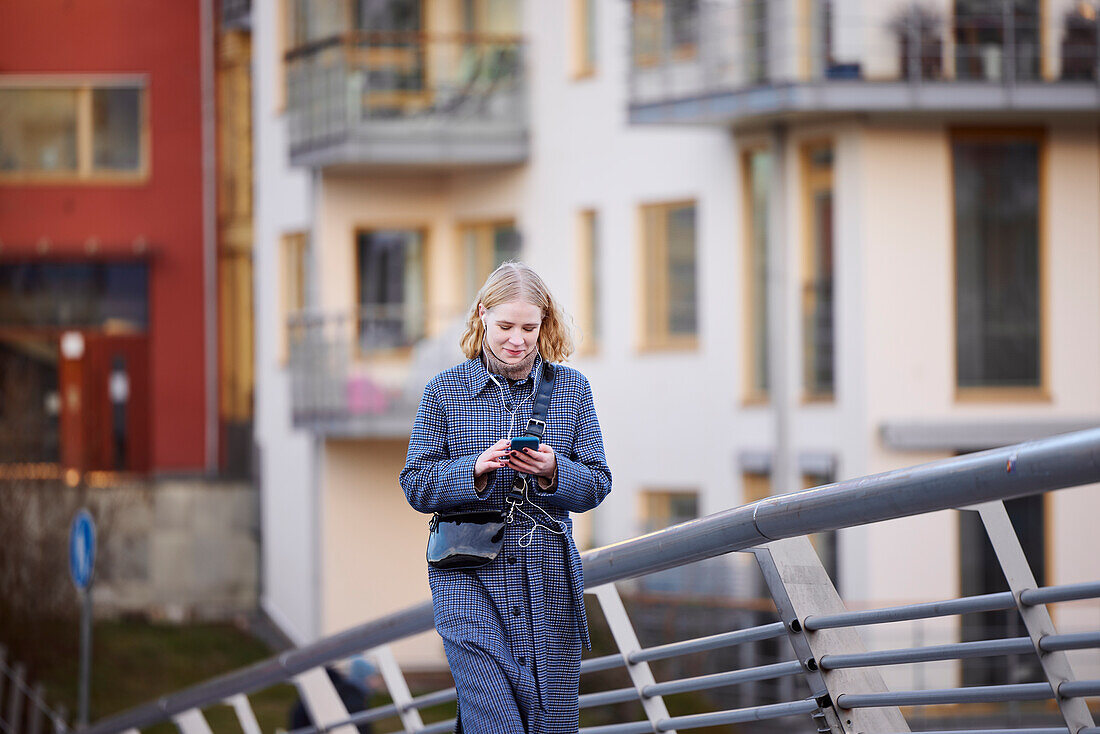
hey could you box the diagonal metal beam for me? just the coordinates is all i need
[592,584,676,734]
[752,538,911,734]
[975,500,1095,733]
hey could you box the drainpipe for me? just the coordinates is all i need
[200,0,219,476]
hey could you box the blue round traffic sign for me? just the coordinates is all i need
[70,510,96,591]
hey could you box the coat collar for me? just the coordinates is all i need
[462,352,543,399]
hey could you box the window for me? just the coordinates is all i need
[279,232,309,364]
[953,133,1042,393]
[0,82,147,181]
[631,0,699,68]
[743,149,771,400]
[640,200,698,349]
[0,262,149,330]
[461,221,521,302]
[742,470,771,504]
[801,142,835,400]
[577,210,601,354]
[571,0,598,78]
[641,490,698,533]
[954,0,1040,82]
[355,229,425,352]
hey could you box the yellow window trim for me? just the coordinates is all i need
[570,0,597,80]
[576,208,599,356]
[637,199,699,353]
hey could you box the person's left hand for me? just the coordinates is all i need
[507,443,556,481]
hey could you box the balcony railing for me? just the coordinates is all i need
[629,0,1100,125]
[287,306,463,436]
[285,32,527,168]
[80,428,1100,734]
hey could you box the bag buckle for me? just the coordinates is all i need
[526,418,546,436]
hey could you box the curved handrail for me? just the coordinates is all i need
[83,427,1100,734]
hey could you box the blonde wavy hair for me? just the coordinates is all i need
[460,261,575,362]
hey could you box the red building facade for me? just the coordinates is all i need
[0,0,212,474]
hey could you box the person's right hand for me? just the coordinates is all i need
[475,438,512,478]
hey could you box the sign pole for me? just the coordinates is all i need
[70,508,96,729]
[79,587,91,728]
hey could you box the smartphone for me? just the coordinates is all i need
[510,436,539,453]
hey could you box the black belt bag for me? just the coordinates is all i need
[426,363,555,571]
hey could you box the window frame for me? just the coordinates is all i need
[457,218,521,304]
[741,145,771,404]
[279,231,310,366]
[571,0,598,79]
[637,198,699,352]
[576,208,600,356]
[799,139,836,403]
[949,127,1049,403]
[352,224,430,360]
[0,76,150,185]
[639,488,700,534]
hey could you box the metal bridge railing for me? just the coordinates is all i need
[83,428,1100,734]
[0,648,68,734]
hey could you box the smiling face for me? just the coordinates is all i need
[479,300,543,365]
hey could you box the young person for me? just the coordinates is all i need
[400,262,611,733]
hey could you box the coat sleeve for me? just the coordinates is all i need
[535,376,611,513]
[399,382,493,513]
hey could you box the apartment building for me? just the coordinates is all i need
[254,0,1100,684]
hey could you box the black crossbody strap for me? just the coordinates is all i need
[525,362,555,439]
[505,362,556,508]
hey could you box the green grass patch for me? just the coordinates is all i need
[31,619,298,732]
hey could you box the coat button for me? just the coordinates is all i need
[516,655,527,666]
[512,605,522,617]
[506,555,518,564]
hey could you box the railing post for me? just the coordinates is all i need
[28,684,46,734]
[371,646,424,732]
[0,646,7,712]
[590,584,676,734]
[224,694,262,734]
[6,663,26,734]
[293,666,358,734]
[751,538,911,734]
[53,705,68,734]
[974,500,1096,732]
[1003,0,1016,86]
[172,708,214,734]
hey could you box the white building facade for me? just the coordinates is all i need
[252,0,1100,685]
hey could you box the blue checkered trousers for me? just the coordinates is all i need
[400,353,612,734]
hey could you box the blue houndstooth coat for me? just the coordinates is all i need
[400,354,611,733]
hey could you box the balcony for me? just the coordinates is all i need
[285,32,528,168]
[628,1,1100,126]
[287,306,462,437]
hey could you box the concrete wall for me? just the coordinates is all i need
[87,480,259,621]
